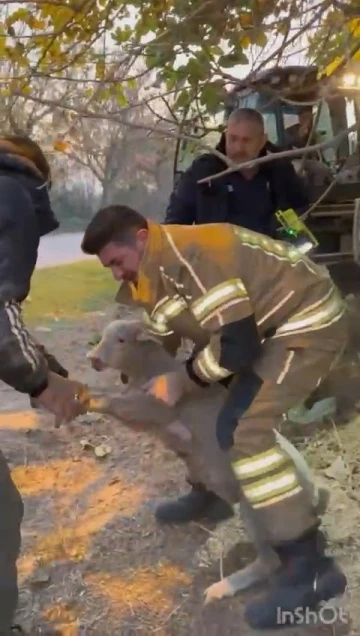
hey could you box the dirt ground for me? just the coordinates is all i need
[2,303,360,635]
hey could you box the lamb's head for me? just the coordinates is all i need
[87,319,164,380]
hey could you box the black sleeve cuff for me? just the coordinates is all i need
[218,375,234,389]
[29,379,49,398]
[184,358,210,388]
[57,367,69,379]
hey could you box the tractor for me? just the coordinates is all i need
[173,64,360,288]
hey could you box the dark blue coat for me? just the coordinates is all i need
[0,151,60,395]
[165,137,310,236]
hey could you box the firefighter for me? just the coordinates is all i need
[82,205,347,629]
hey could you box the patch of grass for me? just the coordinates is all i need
[24,260,117,324]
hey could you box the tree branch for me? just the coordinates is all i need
[197,124,359,184]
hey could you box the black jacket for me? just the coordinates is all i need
[164,137,310,234]
[0,152,62,396]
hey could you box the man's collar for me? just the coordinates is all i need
[115,220,164,305]
[115,279,133,304]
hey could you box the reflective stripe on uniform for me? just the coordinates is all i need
[193,345,232,381]
[233,227,318,273]
[143,309,174,336]
[274,287,345,338]
[232,447,288,479]
[146,295,187,335]
[276,349,296,384]
[251,485,303,509]
[241,468,302,508]
[191,278,248,326]
[231,445,303,509]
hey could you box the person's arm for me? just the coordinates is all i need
[180,250,261,387]
[143,310,182,357]
[163,164,198,225]
[0,176,49,396]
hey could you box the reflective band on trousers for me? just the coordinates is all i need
[231,447,303,509]
[232,448,287,479]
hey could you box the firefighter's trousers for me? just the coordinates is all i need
[227,325,346,544]
[0,450,23,633]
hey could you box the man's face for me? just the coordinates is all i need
[98,231,147,283]
[225,119,267,164]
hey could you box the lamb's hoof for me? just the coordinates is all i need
[204,579,233,604]
[203,557,275,604]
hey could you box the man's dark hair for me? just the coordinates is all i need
[227,108,265,131]
[81,205,148,255]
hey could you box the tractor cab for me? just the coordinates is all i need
[173,64,360,266]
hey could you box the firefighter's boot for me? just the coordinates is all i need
[155,483,234,524]
[244,527,347,630]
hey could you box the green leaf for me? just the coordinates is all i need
[210,44,224,57]
[200,81,225,112]
[252,30,268,47]
[175,89,191,110]
[126,77,137,90]
[219,50,248,67]
[185,57,209,82]
[164,70,179,90]
[112,25,132,43]
[116,85,128,107]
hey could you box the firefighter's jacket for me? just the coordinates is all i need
[115,221,346,386]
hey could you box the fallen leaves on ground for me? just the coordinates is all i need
[85,561,191,619]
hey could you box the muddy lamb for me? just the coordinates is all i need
[86,318,329,602]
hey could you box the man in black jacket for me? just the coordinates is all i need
[165,108,310,234]
[0,135,87,633]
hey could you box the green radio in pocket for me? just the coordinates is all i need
[275,208,318,254]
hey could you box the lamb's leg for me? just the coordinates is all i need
[88,392,329,602]
[204,498,280,604]
[204,561,276,604]
[85,390,174,431]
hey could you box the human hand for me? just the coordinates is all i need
[34,372,89,427]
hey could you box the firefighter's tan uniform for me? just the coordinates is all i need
[116,220,347,543]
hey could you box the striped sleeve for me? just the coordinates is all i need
[0,300,49,395]
[143,307,174,337]
[142,310,182,357]
[183,257,256,384]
